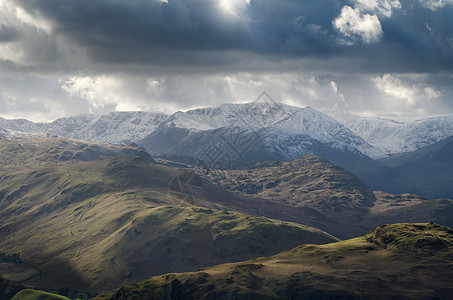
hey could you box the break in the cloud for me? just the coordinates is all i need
[0,0,452,122]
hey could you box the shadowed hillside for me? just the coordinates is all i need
[0,154,337,293]
[97,223,453,299]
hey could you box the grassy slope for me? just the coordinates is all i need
[207,155,453,237]
[11,289,70,300]
[0,136,151,172]
[208,156,376,223]
[98,223,453,299]
[0,155,337,293]
[2,137,453,295]
[366,191,453,229]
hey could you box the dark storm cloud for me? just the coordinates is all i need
[8,0,451,73]
[10,0,346,66]
[0,24,21,43]
[1,0,453,121]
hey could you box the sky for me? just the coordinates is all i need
[0,0,452,122]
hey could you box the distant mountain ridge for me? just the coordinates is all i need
[357,135,453,199]
[3,103,453,159]
[0,111,169,144]
[322,107,453,155]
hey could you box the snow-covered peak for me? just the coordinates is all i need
[165,102,301,131]
[0,128,8,137]
[1,111,169,144]
[46,111,169,144]
[275,107,384,159]
[322,107,453,155]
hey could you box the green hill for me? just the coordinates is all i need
[11,289,70,300]
[0,156,337,293]
[2,137,453,296]
[206,155,453,238]
[208,155,376,222]
[0,136,152,172]
[97,223,453,299]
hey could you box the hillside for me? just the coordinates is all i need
[0,136,153,171]
[0,154,338,293]
[97,223,453,299]
[205,155,453,237]
[2,137,453,295]
[208,156,376,226]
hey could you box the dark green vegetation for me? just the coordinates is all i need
[98,223,453,299]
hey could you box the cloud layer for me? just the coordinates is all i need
[0,0,452,121]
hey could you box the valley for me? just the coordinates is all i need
[1,102,453,299]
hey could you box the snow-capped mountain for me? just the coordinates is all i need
[0,128,8,137]
[140,104,382,159]
[0,111,169,144]
[2,102,453,164]
[356,135,453,199]
[165,102,301,131]
[137,103,382,172]
[45,111,169,144]
[0,117,43,133]
[275,107,384,159]
[322,107,453,156]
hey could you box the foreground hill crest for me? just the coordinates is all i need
[97,223,453,300]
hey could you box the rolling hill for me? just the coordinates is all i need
[97,223,453,299]
[0,135,153,171]
[2,136,453,296]
[0,142,338,293]
[205,155,453,238]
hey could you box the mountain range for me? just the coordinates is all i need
[2,101,453,199]
[1,130,453,298]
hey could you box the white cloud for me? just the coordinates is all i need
[374,74,441,106]
[353,0,401,17]
[333,6,383,44]
[418,0,453,10]
[141,73,347,112]
[62,76,145,112]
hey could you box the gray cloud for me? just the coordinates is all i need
[5,0,449,71]
[0,0,452,121]
[0,24,22,43]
